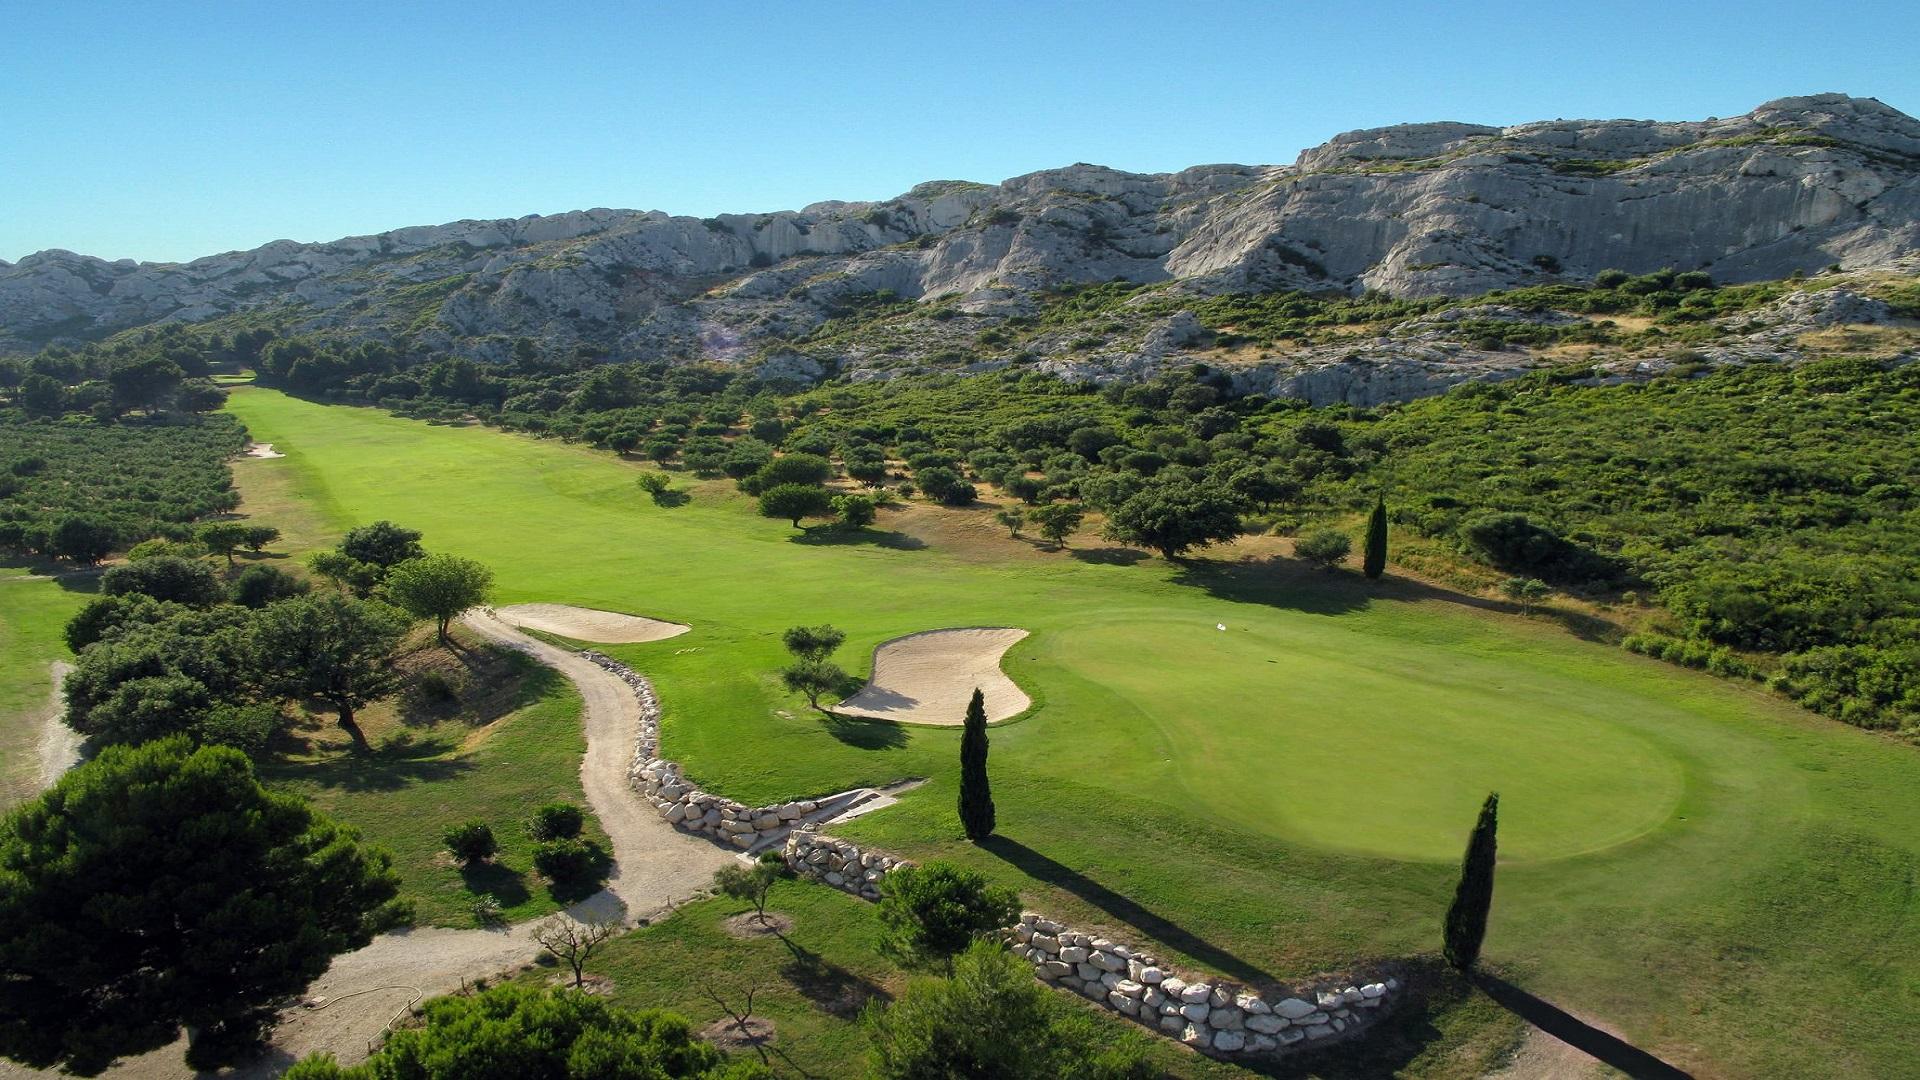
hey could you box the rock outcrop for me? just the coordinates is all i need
[4,94,1916,404]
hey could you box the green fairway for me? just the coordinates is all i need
[33,385,1905,1076]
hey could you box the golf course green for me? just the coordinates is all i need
[4,385,1918,1075]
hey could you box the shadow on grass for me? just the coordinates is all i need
[774,932,891,1019]
[648,490,692,508]
[1169,557,1372,616]
[818,711,909,750]
[1473,973,1694,1079]
[1064,545,1148,566]
[460,861,532,909]
[788,527,927,551]
[1170,554,1622,643]
[265,746,477,793]
[978,835,1272,985]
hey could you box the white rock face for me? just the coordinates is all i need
[5,93,1916,377]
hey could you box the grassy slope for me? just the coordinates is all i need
[214,388,1920,1077]
[259,635,607,927]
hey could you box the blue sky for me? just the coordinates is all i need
[4,1,1915,264]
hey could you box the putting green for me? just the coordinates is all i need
[212,388,1689,862]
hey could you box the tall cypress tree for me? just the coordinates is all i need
[1443,792,1499,972]
[958,688,996,841]
[1363,495,1388,580]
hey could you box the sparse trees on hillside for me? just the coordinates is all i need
[0,737,401,1074]
[714,851,788,925]
[832,492,876,530]
[197,521,251,566]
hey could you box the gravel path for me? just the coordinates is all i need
[0,612,734,1078]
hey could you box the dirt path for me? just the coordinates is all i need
[0,614,734,1079]
[34,662,78,790]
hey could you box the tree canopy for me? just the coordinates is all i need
[0,737,402,1074]
[385,553,495,643]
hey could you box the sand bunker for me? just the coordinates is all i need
[495,603,690,643]
[835,628,1031,726]
[244,443,284,458]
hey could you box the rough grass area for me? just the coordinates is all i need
[0,567,91,804]
[157,387,1920,1076]
[260,626,606,927]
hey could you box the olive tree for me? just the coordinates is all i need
[385,553,494,644]
[253,593,408,751]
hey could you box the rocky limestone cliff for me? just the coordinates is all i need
[4,94,1916,387]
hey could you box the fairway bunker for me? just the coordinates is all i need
[835,627,1030,726]
[496,603,690,643]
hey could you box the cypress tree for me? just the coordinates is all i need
[958,688,996,841]
[1443,792,1499,972]
[1363,495,1388,580]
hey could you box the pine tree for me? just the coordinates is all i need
[1363,495,1388,580]
[958,688,996,841]
[1443,792,1499,972]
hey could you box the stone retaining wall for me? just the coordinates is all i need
[581,647,1400,1062]
[583,649,815,851]
[1011,912,1399,1058]
[783,828,912,901]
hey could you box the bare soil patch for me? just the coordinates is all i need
[723,911,794,939]
[700,1016,776,1055]
[834,627,1030,726]
[496,602,690,644]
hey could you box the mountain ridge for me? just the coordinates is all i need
[3,92,1917,363]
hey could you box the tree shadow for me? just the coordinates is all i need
[788,527,926,551]
[818,712,909,750]
[774,932,891,1019]
[1473,973,1694,1079]
[978,835,1272,985]
[649,490,691,508]
[1169,556,1372,616]
[262,748,476,793]
[1065,545,1148,566]
[459,861,532,909]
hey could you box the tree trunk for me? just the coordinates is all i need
[438,614,451,644]
[335,701,370,752]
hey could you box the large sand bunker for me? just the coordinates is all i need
[835,628,1031,726]
[495,603,690,643]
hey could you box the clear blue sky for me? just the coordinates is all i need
[4,0,1915,264]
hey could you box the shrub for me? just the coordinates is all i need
[1295,527,1353,569]
[443,820,497,865]
[876,862,1021,968]
[528,802,585,841]
[532,837,598,882]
